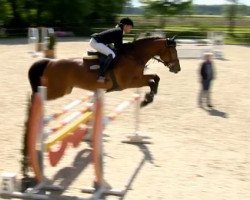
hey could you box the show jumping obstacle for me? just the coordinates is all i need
[176,31,224,59]
[0,87,94,199]
[207,31,224,59]
[176,38,213,59]
[82,89,150,199]
[103,89,151,144]
[44,93,93,136]
[44,92,93,123]
[29,87,93,181]
[0,87,149,199]
[27,27,54,57]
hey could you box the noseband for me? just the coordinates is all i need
[153,42,179,70]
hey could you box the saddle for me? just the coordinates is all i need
[83,51,114,71]
[83,50,99,58]
[82,51,105,70]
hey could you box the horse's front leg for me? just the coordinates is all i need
[148,74,160,94]
[141,74,160,107]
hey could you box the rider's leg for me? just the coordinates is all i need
[90,38,115,57]
[98,54,113,79]
[89,38,115,82]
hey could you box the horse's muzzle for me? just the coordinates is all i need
[168,61,181,73]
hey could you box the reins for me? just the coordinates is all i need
[153,54,179,70]
[153,56,167,66]
[153,41,179,70]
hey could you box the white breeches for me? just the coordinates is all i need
[89,38,116,58]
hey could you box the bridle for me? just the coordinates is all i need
[153,39,179,70]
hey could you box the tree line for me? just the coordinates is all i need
[0,0,127,35]
[0,0,246,36]
[0,0,193,36]
[124,4,250,16]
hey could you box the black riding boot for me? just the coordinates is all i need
[98,54,113,82]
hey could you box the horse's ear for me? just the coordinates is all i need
[166,35,177,46]
[171,35,177,41]
[133,33,139,42]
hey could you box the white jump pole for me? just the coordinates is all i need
[122,89,151,144]
[27,28,39,57]
[82,89,150,199]
[29,86,63,191]
[82,89,125,199]
[0,87,63,200]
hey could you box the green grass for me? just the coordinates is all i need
[131,26,250,44]
[118,14,250,44]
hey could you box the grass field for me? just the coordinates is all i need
[119,15,250,44]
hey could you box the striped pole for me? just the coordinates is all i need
[82,90,125,198]
[105,93,140,123]
[44,92,93,125]
[44,102,93,137]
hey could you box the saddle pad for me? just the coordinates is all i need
[82,55,98,59]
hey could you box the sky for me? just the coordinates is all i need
[132,0,250,7]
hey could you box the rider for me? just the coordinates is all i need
[90,17,134,82]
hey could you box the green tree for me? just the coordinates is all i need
[7,0,23,27]
[0,0,12,26]
[140,0,192,26]
[0,0,129,35]
[87,0,128,25]
[21,0,50,26]
[225,0,238,35]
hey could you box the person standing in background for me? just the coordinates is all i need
[198,52,215,108]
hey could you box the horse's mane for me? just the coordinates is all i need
[119,36,164,54]
[134,36,163,43]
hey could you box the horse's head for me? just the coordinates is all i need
[158,36,181,73]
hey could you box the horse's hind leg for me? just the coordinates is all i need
[46,86,72,100]
[28,59,50,94]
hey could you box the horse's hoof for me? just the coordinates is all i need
[140,101,148,107]
[145,93,154,102]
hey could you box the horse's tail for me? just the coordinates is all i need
[28,59,50,93]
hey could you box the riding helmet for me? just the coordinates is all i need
[120,18,134,27]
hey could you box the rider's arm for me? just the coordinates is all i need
[113,31,123,50]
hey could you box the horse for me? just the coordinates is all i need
[28,36,181,107]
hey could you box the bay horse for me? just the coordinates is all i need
[28,36,181,107]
